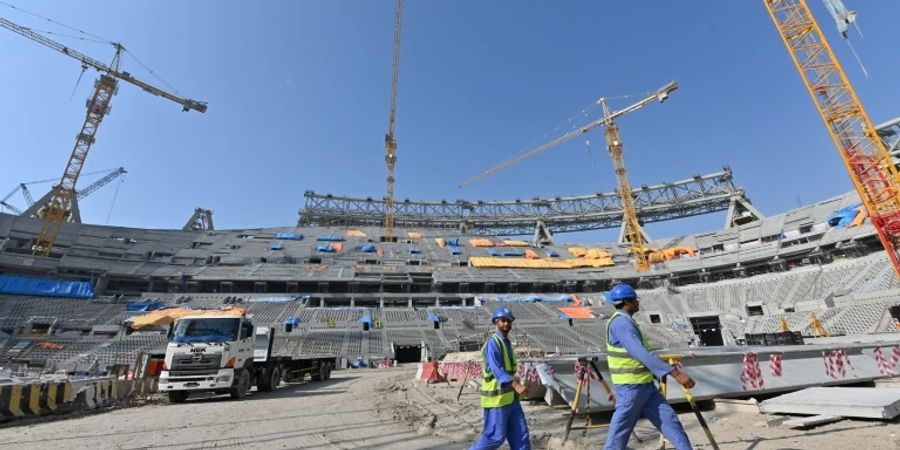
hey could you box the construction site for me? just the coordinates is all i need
[2,1,900,449]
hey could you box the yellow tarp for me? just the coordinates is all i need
[568,247,587,258]
[502,240,529,247]
[469,238,495,247]
[131,306,246,330]
[586,248,612,260]
[408,231,423,239]
[346,229,367,238]
[435,238,446,248]
[468,257,613,269]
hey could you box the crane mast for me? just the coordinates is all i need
[0,15,206,256]
[384,0,403,241]
[765,0,900,280]
[601,99,650,271]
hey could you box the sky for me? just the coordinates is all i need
[2,1,899,243]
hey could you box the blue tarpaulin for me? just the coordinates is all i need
[448,246,461,255]
[0,275,94,299]
[426,314,442,322]
[559,313,572,320]
[488,249,525,257]
[544,294,573,303]
[445,238,460,247]
[126,300,163,312]
[269,242,284,250]
[359,315,374,324]
[284,316,301,327]
[497,295,542,303]
[317,234,345,242]
[275,232,303,240]
[245,296,304,303]
[408,247,421,254]
[827,203,862,228]
[547,249,560,257]
[316,244,336,252]
[361,244,376,253]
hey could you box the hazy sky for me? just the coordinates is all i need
[2,1,898,242]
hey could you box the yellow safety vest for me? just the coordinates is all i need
[481,333,518,408]
[605,311,654,385]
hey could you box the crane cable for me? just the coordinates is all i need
[105,174,125,225]
[0,0,113,43]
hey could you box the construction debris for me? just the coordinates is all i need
[760,387,900,419]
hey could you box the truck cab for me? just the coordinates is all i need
[158,315,259,402]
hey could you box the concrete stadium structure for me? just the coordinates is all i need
[0,177,898,381]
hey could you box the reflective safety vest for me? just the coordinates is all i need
[605,311,654,385]
[480,333,518,408]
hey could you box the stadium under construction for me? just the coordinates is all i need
[3,1,900,448]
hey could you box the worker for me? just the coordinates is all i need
[470,307,531,450]
[603,283,694,450]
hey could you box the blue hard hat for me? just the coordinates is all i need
[492,307,515,323]
[606,283,638,305]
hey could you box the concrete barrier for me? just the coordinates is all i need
[0,376,151,423]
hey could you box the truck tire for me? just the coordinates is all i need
[258,366,281,392]
[168,391,189,403]
[324,362,332,380]
[311,363,327,382]
[230,368,251,399]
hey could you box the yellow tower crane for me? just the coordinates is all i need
[459,81,677,271]
[383,0,403,242]
[764,0,900,281]
[0,16,206,257]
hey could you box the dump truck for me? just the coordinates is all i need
[158,314,336,402]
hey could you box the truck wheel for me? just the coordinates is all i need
[230,368,250,399]
[324,363,332,380]
[168,391,189,403]
[311,363,327,382]
[258,366,280,392]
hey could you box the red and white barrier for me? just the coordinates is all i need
[769,353,783,377]
[822,349,852,380]
[875,347,895,376]
[439,361,481,381]
[740,352,764,390]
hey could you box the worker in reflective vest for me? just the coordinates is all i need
[470,307,531,450]
[604,283,694,450]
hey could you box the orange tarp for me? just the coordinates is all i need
[568,247,587,258]
[131,306,247,329]
[435,238,446,248]
[661,246,695,260]
[469,238,495,247]
[331,242,343,252]
[850,206,866,227]
[524,250,540,259]
[346,229,367,238]
[557,307,595,319]
[502,240,529,247]
[408,231,423,239]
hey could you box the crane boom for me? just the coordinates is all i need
[0,17,207,113]
[76,166,126,200]
[765,0,900,281]
[459,81,677,188]
[384,0,403,241]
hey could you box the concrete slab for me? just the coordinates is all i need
[783,414,843,429]
[759,387,900,419]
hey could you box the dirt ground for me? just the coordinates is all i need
[1,367,899,449]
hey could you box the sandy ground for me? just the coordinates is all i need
[1,367,900,449]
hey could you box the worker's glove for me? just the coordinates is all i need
[671,369,695,389]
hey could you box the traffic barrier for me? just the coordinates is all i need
[739,352,763,390]
[769,352,783,377]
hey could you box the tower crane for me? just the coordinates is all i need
[0,16,206,257]
[1,167,127,216]
[459,81,677,271]
[764,0,900,280]
[383,0,403,242]
[21,167,127,223]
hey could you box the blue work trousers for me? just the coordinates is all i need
[470,400,531,450]
[604,383,691,450]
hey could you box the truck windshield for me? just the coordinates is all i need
[172,318,240,343]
